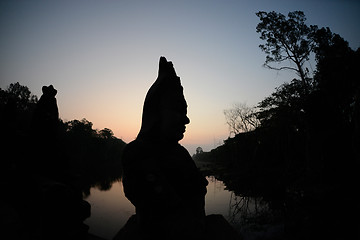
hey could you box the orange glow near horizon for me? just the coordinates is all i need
[61,106,229,149]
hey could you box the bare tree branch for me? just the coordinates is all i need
[224,103,260,136]
[264,64,300,73]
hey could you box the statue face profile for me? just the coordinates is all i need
[137,56,190,144]
[159,94,190,142]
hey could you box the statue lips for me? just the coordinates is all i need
[181,126,186,134]
[180,126,187,139]
[175,126,186,140]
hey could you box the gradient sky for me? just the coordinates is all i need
[1,0,359,154]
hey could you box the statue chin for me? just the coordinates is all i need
[165,134,184,143]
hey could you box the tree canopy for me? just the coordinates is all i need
[1,82,126,186]
[208,11,360,239]
[256,11,318,89]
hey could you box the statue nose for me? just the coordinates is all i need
[184,116,190,125]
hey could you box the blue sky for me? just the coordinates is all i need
[1,0,359,154]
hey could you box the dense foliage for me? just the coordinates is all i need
[0,83,126,194]
[194,11,359,239]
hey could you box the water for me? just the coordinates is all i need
[84,176,236,240]
[84,181,134,239]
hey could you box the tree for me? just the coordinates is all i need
[224,102,259,136]
[0,82,38,136]
[257,79,306,130]
[311,27,360,140]
[65,118,96,138]
[0,82,38,111]
[312,27,358,95]
[256,11,318,91]
[99,128,114,139]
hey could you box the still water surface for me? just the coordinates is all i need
[84,176,235,240]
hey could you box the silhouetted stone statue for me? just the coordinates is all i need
[120,57,209,239]
[30,85,91,239]
[31,85,62,177]
[33,85,59,138]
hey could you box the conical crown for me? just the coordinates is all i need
[137,56,186,140]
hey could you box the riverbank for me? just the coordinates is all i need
[195,161,284,240]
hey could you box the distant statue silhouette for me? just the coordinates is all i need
[31,85,91,239]
[33,85,59,138]
[32,85,62,177]
[121,57,208,239]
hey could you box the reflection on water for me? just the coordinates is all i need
[228,192,269,224]
[84,176,238,240]
[205,176,233,217]
[84,181,134,240]
[205,177,272,227]
[84,176,282,240]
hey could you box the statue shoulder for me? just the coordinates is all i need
[121,140,150,166]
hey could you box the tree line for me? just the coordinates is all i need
[195,11,359,239]
[0,82,126,194]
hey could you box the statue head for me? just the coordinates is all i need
[42,85,57,98]
[137,57,190,143]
